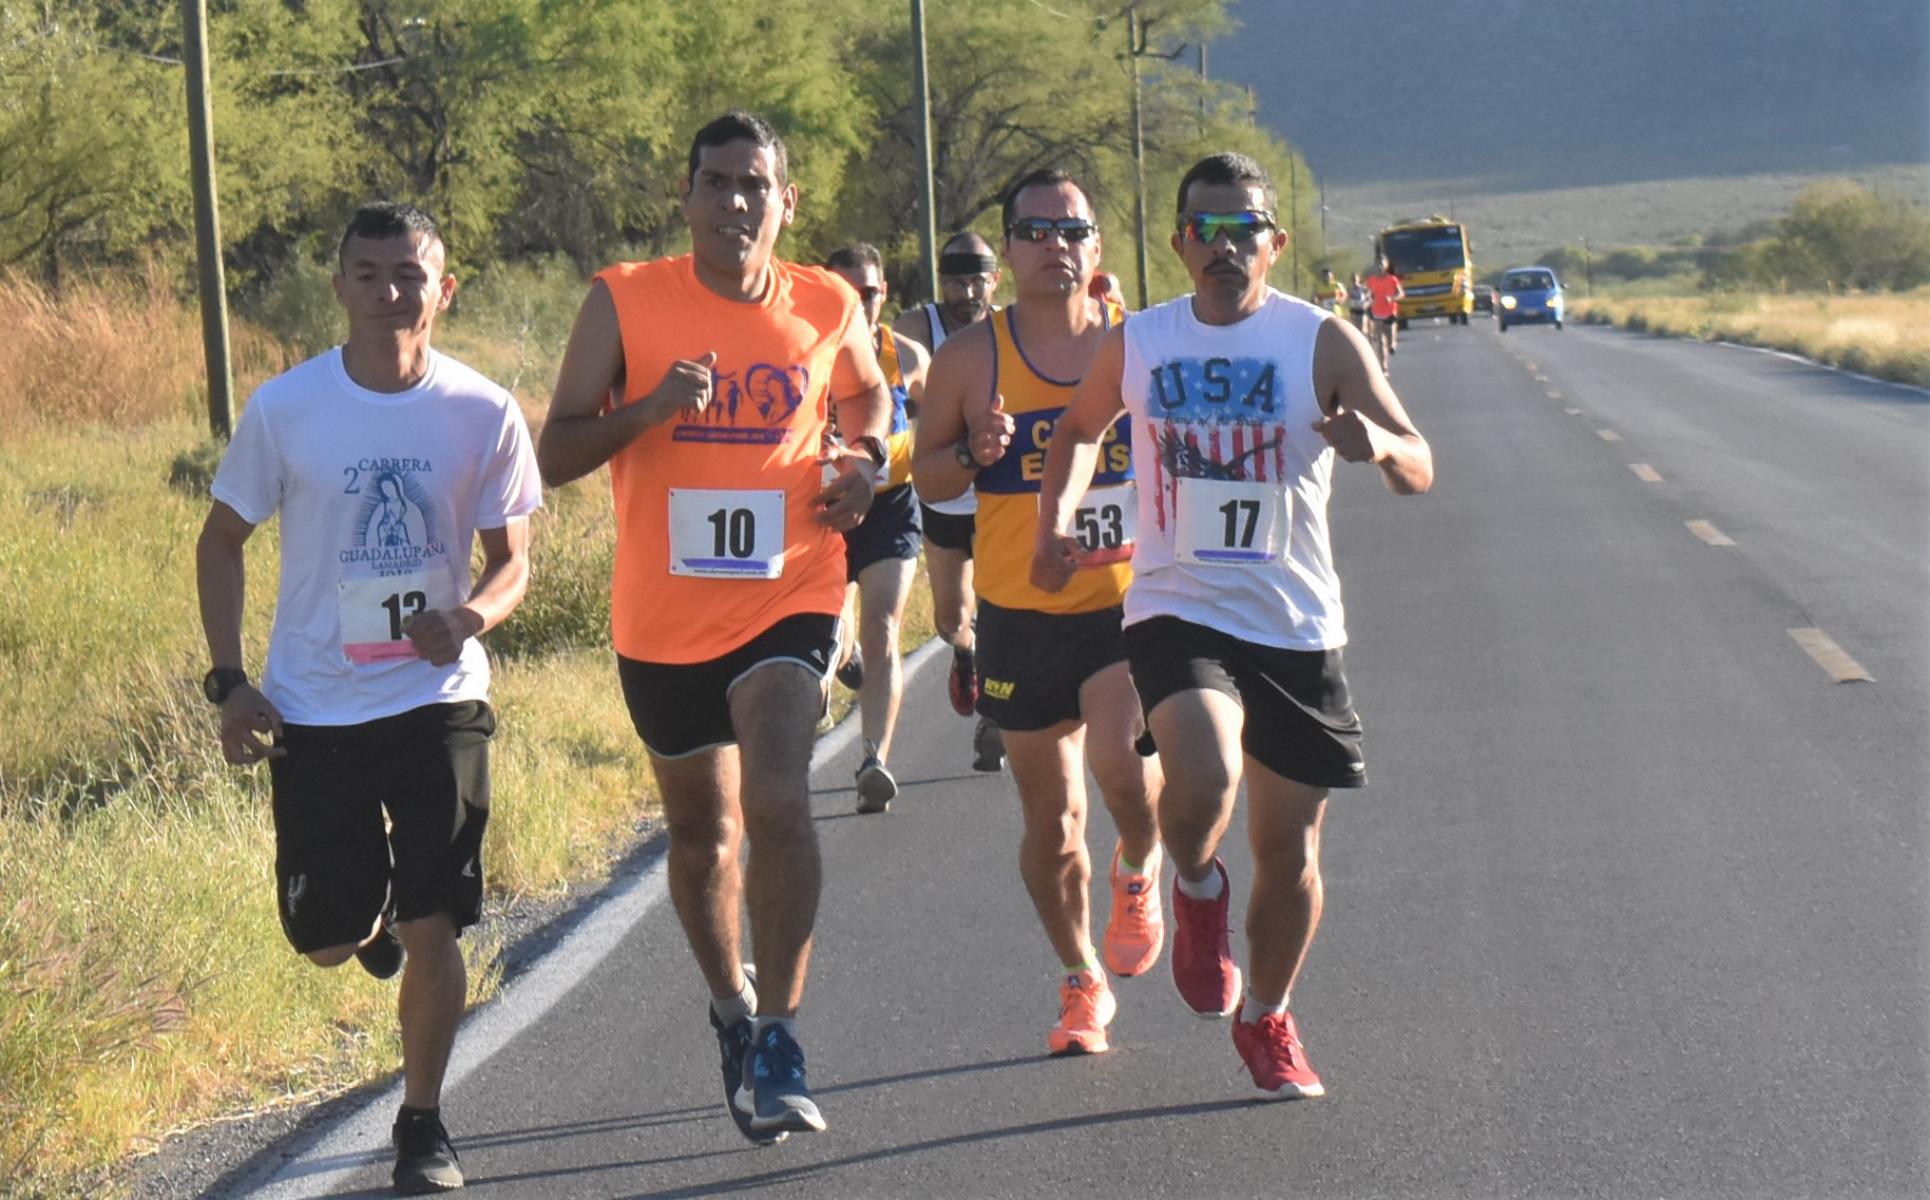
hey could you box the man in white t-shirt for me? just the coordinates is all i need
[196,202,541,1195]
[1032,153,1431,1101]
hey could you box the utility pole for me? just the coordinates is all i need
[1288,156,1298,289]
[910,0,939,300]
[1127,8,1151,310]
[1197,43,1207,130]
[182,0,233,439]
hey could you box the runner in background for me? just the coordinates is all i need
[1365,254,1404,372]
[891,232,1006,773]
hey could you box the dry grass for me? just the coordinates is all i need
[0,262,290,439]
[1574,288,1930,389]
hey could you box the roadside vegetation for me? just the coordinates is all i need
[1532,181,1930,389]
[0,267,932,1196]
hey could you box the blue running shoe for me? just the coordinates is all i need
[737,1023,827,1135]
[710,1008,787,1145]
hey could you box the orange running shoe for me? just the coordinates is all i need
[1103,843,1164,977]
[1231,1010,1325,1099]
[1046,970,1117,1057]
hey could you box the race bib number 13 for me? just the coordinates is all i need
[669,488,786,578]
[1174,478,1287,567]
[339,570,451,664]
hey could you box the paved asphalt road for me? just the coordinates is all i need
[227,321,1929,1199]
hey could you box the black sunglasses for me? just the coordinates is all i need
[1006,217,1098,243]
[1177,210,1277,245]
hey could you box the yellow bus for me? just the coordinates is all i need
[1377,216,1475,327]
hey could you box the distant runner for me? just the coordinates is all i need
[1365,254,1404,371]
[892,232,1007,774]
[825,241,929,814]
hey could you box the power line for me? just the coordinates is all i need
[101,44,406,76]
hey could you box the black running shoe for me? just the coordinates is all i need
[390,1108,462,1194]
[854,756,898,814]
[836,643,864,690]
[972,715,1005,773]
[710,1007,787,1145]
[356,921,404,981]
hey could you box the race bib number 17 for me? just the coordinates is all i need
[668,488,786,578]
[1174,478,1287,567]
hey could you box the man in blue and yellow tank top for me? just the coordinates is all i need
[913,169,1166,1058]
[824,243,929,815]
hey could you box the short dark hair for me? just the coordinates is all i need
[1000,168,1092,235]
[687,109,788,185]
[1175,152,1277,217]
[337,202,441,267]
[824,243,883,274]
[941,230,994,258]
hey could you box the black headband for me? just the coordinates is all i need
[939,251,997,277]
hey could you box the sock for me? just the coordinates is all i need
[1118,841,1161,876]
[1241,993,1289,1024]
[711,977,755,1026]
[397,1104,438,1122]
[861,738,879,762]
[1061,949,1102,978]
[754,1014,798,1039]
[1176,864,1225,901]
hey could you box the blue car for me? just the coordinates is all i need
[1496,266,1563,332]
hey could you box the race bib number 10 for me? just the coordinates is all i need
[339,570,452,664]
[669,488,786,578]
[1174,478,1287,567]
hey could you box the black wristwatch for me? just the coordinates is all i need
[203,667,250,706]
[953,435,980,470]
[849,434,889,469]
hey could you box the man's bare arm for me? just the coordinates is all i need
[1311,318,1433,495]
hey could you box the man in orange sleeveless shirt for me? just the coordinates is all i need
[537,111,890,1144]
[913,170,1165,1058]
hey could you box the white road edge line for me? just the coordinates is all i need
[249,637,950,1198]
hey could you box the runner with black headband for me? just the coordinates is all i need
[892,232,1006,774]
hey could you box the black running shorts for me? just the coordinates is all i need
[1125,615,1366,789]
[617,612,839,758]
[269,701,494,954]
[918,502,975,553]
[844,483,923,581]
[975,599,1128,733]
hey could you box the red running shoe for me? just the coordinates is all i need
[947,647,978,717]
[1231,1010,1325,1099]
[1170,858,1240,1017]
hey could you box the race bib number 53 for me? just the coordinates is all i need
[669,488,786,578]
[1071,481,1136,566]
[1175,478,1287,567]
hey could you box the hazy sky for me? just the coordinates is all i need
[1210,0,1930,189]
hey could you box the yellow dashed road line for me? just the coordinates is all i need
[1787,628,1875,683]
[1597,429,1622,442]
[1685,520,1735,546]
[1629,463,1663,482]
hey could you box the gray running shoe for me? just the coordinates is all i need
[855,756,898,813]
[738,1023,827,1135]
[355,920,403,981]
